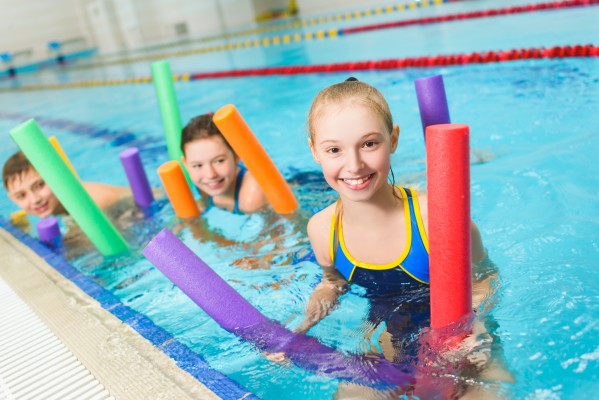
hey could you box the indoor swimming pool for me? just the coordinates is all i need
[1,0,597,399]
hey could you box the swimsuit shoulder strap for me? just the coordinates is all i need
[233,167,247,214]
[328,199,342,264]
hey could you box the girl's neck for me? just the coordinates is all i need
[340,184,399,225]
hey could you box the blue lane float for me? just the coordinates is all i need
[142,229,415,389]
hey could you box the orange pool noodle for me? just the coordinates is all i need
[212,105,298,214]
[49,136,78,178]
[157,160,199,219]
[426,123,472,329]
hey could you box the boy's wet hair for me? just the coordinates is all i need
[2,151,33,189]
[307,79,394,142]
[181,113,234,154]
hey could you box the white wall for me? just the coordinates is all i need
[0,0,94,63]
[0,0,390,61]
[296,0,389,16]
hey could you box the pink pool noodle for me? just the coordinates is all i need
[142,229,415,388]
[119,147,154,207]
[415,75,450,136]
[425,124,472,329]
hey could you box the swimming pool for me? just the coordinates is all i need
[1,0,598,398]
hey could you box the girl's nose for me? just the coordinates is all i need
[206,164,218,178]
[347,150,365,173]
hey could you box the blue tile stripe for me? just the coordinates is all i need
[0,217,260,400]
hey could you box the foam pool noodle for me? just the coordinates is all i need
[119,147,154,208]
[49,135,78,178]
[151,60,193,188]
[157,160,199,219]
[37,217,62,248]
[415,75,450,137]
[425,123,472,329]
[142,229,415,389]
[213,104,298,214]
[9,119,129,256]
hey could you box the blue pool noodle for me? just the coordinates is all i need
[142,229,415,389]
[415,75,451,136]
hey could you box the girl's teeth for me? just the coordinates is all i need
[346,178,364,185]
[344,175,369,185]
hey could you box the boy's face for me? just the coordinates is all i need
[183,136,239,198]
[6,168,61,218]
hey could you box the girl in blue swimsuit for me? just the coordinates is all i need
[181,114,268,214]
[296,79,506,397]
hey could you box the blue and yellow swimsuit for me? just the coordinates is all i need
[330,187,431,363]
[329,187,430,294]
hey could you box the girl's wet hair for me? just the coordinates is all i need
[307,79,394,141]
[2,151,33,189]
[180,113,234,154]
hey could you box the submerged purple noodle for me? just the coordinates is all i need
[142,229,415,389]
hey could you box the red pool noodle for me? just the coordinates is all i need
[425,123,472,329]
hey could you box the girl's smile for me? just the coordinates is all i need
[183,136,238,198]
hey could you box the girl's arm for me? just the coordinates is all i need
[295,208,348,334]
[295,264,348,334]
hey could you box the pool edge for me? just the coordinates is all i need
[0,221,259,400]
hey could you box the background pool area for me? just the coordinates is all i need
[1,0,598,399]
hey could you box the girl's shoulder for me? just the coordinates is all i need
[238,170,268,213]
[307,202,336,267]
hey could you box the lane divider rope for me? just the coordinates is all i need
[45,0,596,70]
[4,44,596,91]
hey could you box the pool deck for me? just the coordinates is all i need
[0,226,220,399]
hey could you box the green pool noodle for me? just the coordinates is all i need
[9,119,129,256]
[151,60,193,187]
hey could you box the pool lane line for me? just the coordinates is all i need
[40,0,596,72]
[79,0,454,64]
[341,0,599,34]
[4,43,597,91]
[0,218,261,400]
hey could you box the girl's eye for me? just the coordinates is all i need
[326,147,340,154]
[215,158,225,164]
[363,141,377,148]
[193,164,203,169]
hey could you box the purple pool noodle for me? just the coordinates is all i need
[142,229,415,388]
[415,75,451,136]
[37,217,61,247]
[119,147,154,207]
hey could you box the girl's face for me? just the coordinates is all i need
[309,103,398,203]
[183,136,239,198]
[6,168,62,218]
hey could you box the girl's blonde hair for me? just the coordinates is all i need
[307,79,393,141]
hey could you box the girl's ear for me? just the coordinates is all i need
[308,138,321,164]
[390,124,400,153]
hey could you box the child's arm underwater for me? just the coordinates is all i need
[295,264,348,334]
[295,207,349,334]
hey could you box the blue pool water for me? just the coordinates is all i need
[1,1,598,398]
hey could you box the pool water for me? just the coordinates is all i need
[1,0,598,399]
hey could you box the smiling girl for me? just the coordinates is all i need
[181,113,268,214]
